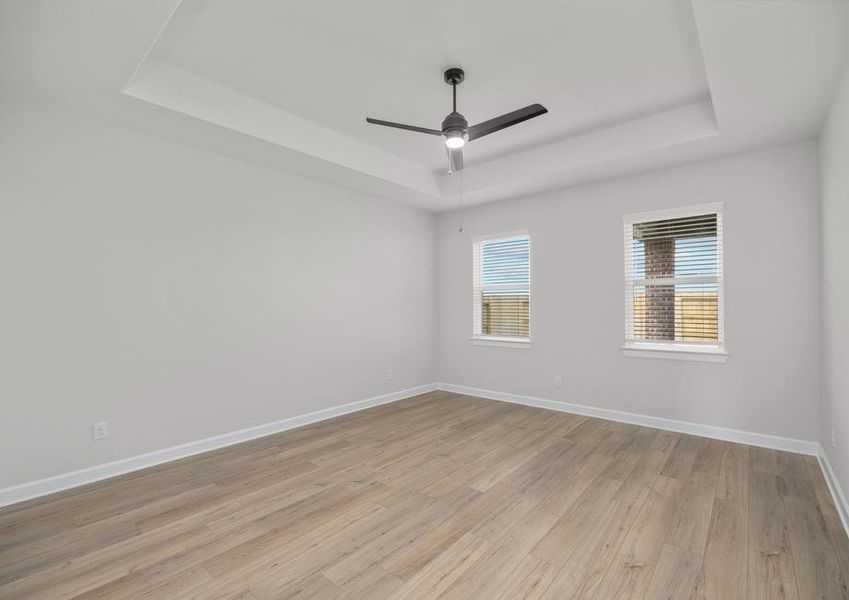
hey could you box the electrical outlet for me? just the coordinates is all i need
[385,369,393,380]
[833,427,837,449]
[554,375,562,387]
[92,421,109,441]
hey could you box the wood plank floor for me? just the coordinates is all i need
[1,391,847,599]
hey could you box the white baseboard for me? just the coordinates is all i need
[0,383,437,509]
[436,382,820,456]
[817,447,849,540]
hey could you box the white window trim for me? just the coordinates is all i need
[622,342,728,363]
[471,230,531,347]
[470,335,532,348]
[622,203,726,362]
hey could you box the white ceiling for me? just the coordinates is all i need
[2,0,849,210]
[165,0,710,171]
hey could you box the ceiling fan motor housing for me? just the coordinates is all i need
[441,111,468,136]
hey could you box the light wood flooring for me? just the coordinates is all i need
[1,391,848,599]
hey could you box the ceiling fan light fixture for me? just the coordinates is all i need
[445,130,467,148]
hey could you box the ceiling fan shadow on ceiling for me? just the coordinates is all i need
[366,68,548,174]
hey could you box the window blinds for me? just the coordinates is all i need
[624,210,723,346]
[473,234,530,339]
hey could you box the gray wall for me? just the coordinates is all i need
[0,98,437,488]
[0,96,828,494]
[820,64,849,497]
[437,142,821,442]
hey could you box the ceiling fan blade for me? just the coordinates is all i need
[366,118,442,136]
[466,104,548,141]
[447,146,464,174]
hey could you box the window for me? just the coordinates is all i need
[623,204,726,361]
[472,233,530,346]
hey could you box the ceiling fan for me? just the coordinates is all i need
[366,68,548,174]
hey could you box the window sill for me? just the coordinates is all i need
[470,336,532,349]
[622,343,728,363]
